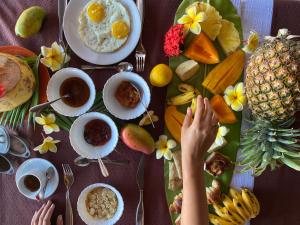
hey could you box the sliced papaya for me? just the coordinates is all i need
[210,95,237,124]
[164,106,185,143]
[184,32,220,64]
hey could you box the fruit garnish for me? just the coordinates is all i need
[202,49,245,94]
[217,19,241,55]
[164,24,185,57]
[177,5,207,35]
[155,135,176,160]
[239,118,300,176]
[35,113,60,134]
[111,20,129,39]
[186,2,222,40]
[40,41,70,72]
[164,106,185,143]
[184,32,220,64]
[175,60,199,81]
[87,2,105,23]
[34,136,60,154]
[242,31,260,53]
[210,95,237,124]
[224,82,247,112]
[150,64,173,87]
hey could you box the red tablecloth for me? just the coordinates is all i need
[0,0,300,225]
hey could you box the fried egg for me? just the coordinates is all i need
[78,0,131,53]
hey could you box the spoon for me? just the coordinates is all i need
[29,94,70,113]
[36,167,55,201]
[81,62,134,72]
[98,157,109,177]
[130,82,155,128]
[74,156,130,167]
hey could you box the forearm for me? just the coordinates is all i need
[181,160,208,225]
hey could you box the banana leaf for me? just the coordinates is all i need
[163,0,243,224]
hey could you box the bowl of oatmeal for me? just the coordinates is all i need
[77,183,124,225]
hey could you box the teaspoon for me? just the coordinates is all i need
[36,167,55,201]
[29,94,70,113]
[74,156,129,167]
[81,62,134,72]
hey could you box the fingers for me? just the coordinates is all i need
[193,95,204,125]
[211,112,219,125]
[204,98,213,121]
[56,215,64,225]
[43,204,55,224]
[182,107,192,128]
[31,203,46,225]
[38,201,52,225]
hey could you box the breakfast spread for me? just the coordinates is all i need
[78,0,131,53]
[85,187,118,219]
[84,119,111,146]
[115,81,140,108]
[59,77,90,107]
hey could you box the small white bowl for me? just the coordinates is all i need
[103,72,151,120]
[69,112,118,159]
[46,67,96,117]
[77,183,124,225]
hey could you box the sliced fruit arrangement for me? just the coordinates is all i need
[164,106,185,143]
[209,188,260,225]
[210,95,237,124]
[168,83,200,106]
[202,49,245,95]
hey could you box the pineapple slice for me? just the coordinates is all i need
[187,2,222,40]
[217,19,241,55]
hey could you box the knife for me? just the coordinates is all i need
[58,0,68,44]
[136,155,145,225]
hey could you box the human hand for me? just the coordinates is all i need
[31,200,63,225]
[181,96,218,169]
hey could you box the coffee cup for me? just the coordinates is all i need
[0,154,14,175]
[16,169,46,199]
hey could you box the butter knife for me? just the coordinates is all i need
[136,155,145,225]
[58,0,68,44]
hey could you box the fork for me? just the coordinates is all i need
[62,164,74,225]
[135,0,146,72]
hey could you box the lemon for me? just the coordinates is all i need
[150,64,173,87]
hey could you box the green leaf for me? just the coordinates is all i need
[280,157,300,171]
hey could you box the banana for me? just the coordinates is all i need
[167,91,196,105]
[213,204,241,225]
[241,188,260,217]
[178,83,195,93]
[230,188,252,220]
[209,213,235,225]
[190,97,197,115]
[222,194,238,213]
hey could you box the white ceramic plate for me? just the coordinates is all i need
[77,183,124,225]
[69,112,118,159]
[15,158,59,200]
[103,72,151,120]
[46,67,96,117]
[63,0,141,65]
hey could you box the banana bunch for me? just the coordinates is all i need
[167,83,200,106]
[209,188,260,225]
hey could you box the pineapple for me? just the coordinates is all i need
[245,29,300,122]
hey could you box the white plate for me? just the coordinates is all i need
[15,158,59,200]
[103,72,151,120]
[46,67,96,117]
[77,183,124,225]
[69,112,119,159]
[63,0,141,65]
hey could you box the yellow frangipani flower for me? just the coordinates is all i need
[177,5,207,35]
[224,82,247,112]
[139,111,159,126]
[208,126,230,152]
[155,135,176,160]
[242,31,260,54]
[35,113,60,134]
[40,42,70,72]
[34,136,60,154]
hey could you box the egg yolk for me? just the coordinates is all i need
[87,2,105,23]
[111,20,129,39]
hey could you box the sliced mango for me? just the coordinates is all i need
[165,106,185,143]
[210,95,237,124]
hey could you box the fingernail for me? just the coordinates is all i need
[186,107,190,112]
[58,215,63,221]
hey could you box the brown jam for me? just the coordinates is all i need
[59,77,90,107]
[84,119,111,146]
[24,175,40,192]
[114,81,140,108]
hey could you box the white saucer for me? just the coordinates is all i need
[15,158,59,200]
[63,0,141,65]
[69,112,119,159]
[77,183,124,225]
